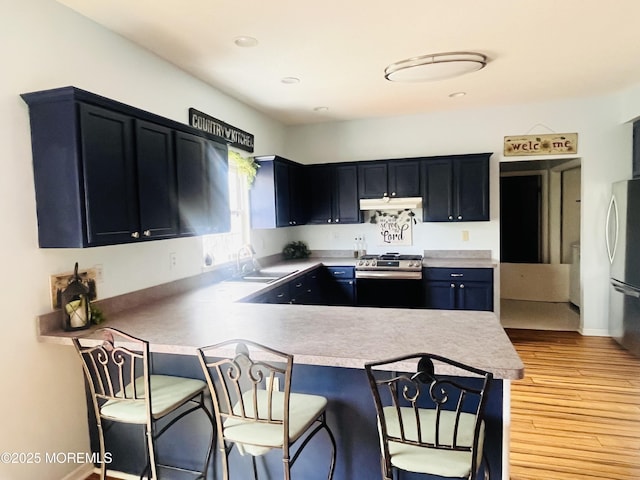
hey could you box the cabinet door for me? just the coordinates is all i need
[388,160,421,197]
[333,164,360,224]
[422,158,453,222]
[207,141,231,234]
[274,161,292,227]
[454,155,489,221]
[457,281,493,311]
[135,120,178,240]
[423,280,457,309]
[306,165,334,224]
[288,163,307,225]
[358,163,388,198]
[80,103,138,246]
[175,133,230,235]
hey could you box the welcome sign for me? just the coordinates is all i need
[504,133,577,157]
[189,108,255,153]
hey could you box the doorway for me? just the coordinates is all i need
[499,158,581,330]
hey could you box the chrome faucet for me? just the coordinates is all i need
[236,244,260,274]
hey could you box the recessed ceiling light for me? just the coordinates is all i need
[385,51,487,82]
[313,106,329,112]
[234,36,258,47]
[449,91,467,98]
[281,77,300,84]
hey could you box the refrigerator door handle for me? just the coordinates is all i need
[605,194,619,264]
[611,279,640,298]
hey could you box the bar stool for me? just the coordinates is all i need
[73,327,214,480]
[197,339,336,480]
[365,353,493,480]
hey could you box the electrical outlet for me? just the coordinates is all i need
[169,252,177,269]
[462,230,470,242]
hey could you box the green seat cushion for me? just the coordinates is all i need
[100,374,206,424]
[223,390,327,456]
[383,406,485,478]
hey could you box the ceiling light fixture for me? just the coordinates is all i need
[281,77,300,84]
[313,106,329,112]
[234,36,258,47]
[385,51,487,82]
[449,91,467,98]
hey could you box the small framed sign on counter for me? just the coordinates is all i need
[504,133,577,156]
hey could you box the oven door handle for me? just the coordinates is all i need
[355,271,423,280]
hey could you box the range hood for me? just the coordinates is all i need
[359,196,422,210]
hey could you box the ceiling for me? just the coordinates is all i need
[57,0,640,126]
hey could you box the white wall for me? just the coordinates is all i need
[285,96,632,335]
[0,1,286,478]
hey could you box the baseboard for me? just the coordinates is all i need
[580,328,610,336]
[60,463,138,480]
[60,462,93,480]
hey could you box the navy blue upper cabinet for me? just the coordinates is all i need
[358,159,421,199]
[175,132,230,236]
[21,86,230,247]
[422,153,490,222]
[306,163,360,225]
[250,156,307,228]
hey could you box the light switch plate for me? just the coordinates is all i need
[50,268,98,310]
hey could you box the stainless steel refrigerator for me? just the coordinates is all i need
[607,178,640,356]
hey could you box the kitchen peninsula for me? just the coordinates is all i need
[39,257,523,480]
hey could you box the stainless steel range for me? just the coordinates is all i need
[355,253,423,280]
[355,253,424,308]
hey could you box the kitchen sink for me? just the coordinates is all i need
[226,270,298,284]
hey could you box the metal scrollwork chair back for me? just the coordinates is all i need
[365,353,493,480]
[73,327,213,480]
[197,339,336,480]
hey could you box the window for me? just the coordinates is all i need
[202,153,249,267]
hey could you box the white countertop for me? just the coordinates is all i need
[38,258,522,379]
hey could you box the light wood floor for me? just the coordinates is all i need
[85,329,640,480]
[507,329,640,480]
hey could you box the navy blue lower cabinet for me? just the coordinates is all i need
[321,266,356,306]
[85,354,505,480]
[423,267,494,311]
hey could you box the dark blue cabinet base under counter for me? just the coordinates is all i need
[88,352,504,480]
[423,267,494,311]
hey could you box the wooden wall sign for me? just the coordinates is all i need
[504,133,577,156]
[189,108,254,153]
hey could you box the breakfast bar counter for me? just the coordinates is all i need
[38,261,522,479]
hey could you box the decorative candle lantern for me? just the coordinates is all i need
[61,263,91,331]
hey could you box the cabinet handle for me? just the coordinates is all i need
[327,219,332,223]
[143,230,151,237]
[450,273,464,277]
[131,232,140,239]
[448,215,453,220]
[460,284,465,289]
[333,271,345,275]
[335,218,340,223]
[295,283,303,288]
[383,192,388,197]
[450,283,456,288]
[277,293,285,298]
[457,215,463,220]
[391,192,396,196]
